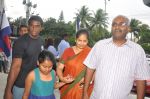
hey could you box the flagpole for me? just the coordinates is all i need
[0,0,4,29]
[0,9,4,30]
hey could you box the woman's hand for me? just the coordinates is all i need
[79,78,84,88]
[62,74,74,83]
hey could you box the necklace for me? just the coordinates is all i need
[73,46,82,54]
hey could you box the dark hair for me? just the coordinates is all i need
[28,15,43,26]
[62,34,69,39]
[44,38,54,49]
[19,25,28,30]
[76,29,89,39]
[38,50,56,70]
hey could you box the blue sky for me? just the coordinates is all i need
[5,0,150,28]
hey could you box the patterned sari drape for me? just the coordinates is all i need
[60,46,93,99]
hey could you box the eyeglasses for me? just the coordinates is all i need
[112,22,128,27]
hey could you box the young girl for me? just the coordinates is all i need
[23,50,73,99]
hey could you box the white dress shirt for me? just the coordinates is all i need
[47,45,58,58]
[84,38,150,99]
[58,39,70,57]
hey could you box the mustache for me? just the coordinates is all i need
[112,29,122,33]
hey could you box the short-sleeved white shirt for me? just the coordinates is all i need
[58,40,70,57]
[47,45,58,58]
[84,38,150,99]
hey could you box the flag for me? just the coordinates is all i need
[0,0,12,57]
[76,16,80,32]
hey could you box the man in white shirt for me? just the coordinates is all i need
[83,15,150,99]
[58,34,70,57]
[46,38,58,58]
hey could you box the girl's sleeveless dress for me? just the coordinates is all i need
[29,68,56,99]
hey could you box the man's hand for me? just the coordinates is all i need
[136,80,146,99]
[4,90,13,99]
[83,67,95,99]
[4,58,22,99]
[82,91,89,99]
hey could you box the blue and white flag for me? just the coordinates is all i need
[0,0,12,57]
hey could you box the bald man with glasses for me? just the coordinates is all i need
[83,15,150,99]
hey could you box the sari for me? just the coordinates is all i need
[60,46,93,99]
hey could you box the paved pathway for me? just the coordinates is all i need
[1,73,150,99]
[0,73,7,99]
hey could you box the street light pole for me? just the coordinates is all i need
[23,0,37,25]
[104,0,110,13]
[104,0,106,13]
[26,0,30,25]
[104,0,110,38]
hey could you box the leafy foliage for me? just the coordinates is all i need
[8,6,150,51]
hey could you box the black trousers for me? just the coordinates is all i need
[0,60,7,73]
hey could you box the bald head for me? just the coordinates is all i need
[111,15,130,41]
[112,15,130,26]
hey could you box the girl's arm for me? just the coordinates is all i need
[22,71,34,99]
[54,81,66,89]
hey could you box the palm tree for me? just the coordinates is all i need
[138,24,150,44]
[90,9,108,39]
[90,9,108,30]
[58,10,64,22]
[76,5,92,28]
[130,19,141,41]
[75,6,109,45]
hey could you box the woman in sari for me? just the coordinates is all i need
[57,29,93,99]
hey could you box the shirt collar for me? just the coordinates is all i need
[106,37,132,48]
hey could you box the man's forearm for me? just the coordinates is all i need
[83,67,95,93]
[136,80,146,99]
[5,65,21,91]
[5,58,22,91]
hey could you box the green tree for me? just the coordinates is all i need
[90,9,109,40]
[75,6,109,46]
[58,10,64,22]
[130,19,141,41]
[42,17,57,37]
[138,24,150,44]
[90,9,108,30]
[138,24,150,54]
[141,43,150,54]
[42,17,75,39]
[76,5,92,28]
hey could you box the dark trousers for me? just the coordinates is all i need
[0,60,7,73]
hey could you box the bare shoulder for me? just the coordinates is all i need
[27,70,35,81]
